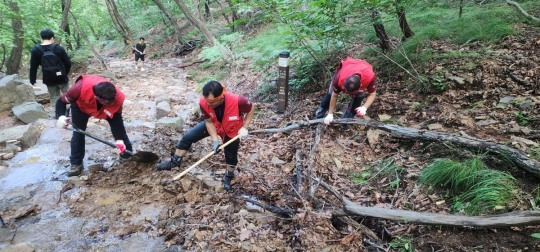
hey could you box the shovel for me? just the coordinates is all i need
[172,135,241,180]
[68,125,159,163]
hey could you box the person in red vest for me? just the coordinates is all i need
[55,75,132,176]
[156,80,255,191]
[314,57,377,124]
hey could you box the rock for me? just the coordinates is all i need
[156,117,184,131]
[476,119,498,126]
[0,124,41,149]
[427,123,443,130]
[445,73,465,86]
[12,204,40,219]
[156,101,172,119]
[378,114,392,122]
[0,243,35,252]
[99,71,117,81]
[510,136,539,147]
[496,96,516,108]
[0,75,36,112]
[367,129,386,146]
[1,152,14,160]
[519,99,533,110]
[33,83,50,104]
[12,102,48,123]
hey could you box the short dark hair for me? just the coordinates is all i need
[93,82,117,101]
[140,37,145,41]
[344,75,360,93]
[40,29,55,40]
[202,80,223,97]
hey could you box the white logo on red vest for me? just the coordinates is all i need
[104,110,112,117]
[228,116,239,121]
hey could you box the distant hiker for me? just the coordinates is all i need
[29,28,72,109]
[56,75,132,176]
[132,37,146,72]
[156,81,255,191]
[314,57,377,124]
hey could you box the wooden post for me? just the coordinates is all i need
[277,51,290,113]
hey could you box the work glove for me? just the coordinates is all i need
[212,140,221,154]
[355,106,367,117]
[324,114,334,125]
[115,140,126,154]
[238,127,249,138]
[56,116,70,129]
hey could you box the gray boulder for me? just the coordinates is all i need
[156,101,172,119]
[0,124,41,149]
[33,82,50,104]
[12,102,49,123]
[156,117,184,131]
[0,75,36,112]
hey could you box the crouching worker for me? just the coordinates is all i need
[156,81,255,191]
[315,57,377,124]
[56,75,133,176]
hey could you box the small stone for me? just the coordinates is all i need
[427,123,443,130]
[80,176,89,181]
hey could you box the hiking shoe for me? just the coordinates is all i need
[155,155,182,171]
[223,171,235,191]
[67,164,83,177]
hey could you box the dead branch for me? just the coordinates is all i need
[338,216,382,243]
[313,176,540,228]
[343,204,540,228]
[307,125,324,198]
[177,59,208,68]
[253,118,540,178]
[293,149,304,194]
[505,0,540,22]
[241,197,293,218]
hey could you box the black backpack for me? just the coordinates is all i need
[37,44,66,82]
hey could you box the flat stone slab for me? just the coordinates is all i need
[156,117,184,131]
[12,102,48,123]
[0,124,41,149]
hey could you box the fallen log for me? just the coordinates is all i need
[252,118,540,178]
[241,197,293,218]
[313,176,540,228]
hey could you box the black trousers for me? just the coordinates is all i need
[70,104,132,165]
[175,121,240,166]
[314,91,364,119]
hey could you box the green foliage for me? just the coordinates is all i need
[406,75,445,94]
[238,25,292,69]
[351,171,371,185]
[515,111,530,126]
[533,233,540,239]
[420,158,521,214]
[389,236,414,252]
[529,147,540,161]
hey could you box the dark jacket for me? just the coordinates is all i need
[29,44,71,85]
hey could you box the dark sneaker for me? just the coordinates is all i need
[155,155,182,171]
[120,152,133,160]
[67,164,83,177]
[223,171,235,191]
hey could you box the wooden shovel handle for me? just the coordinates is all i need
[172,135,241,180]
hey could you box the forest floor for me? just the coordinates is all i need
[1,25,540,251]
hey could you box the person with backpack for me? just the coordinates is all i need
[29,28,72,110]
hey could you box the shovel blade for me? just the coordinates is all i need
[131,151,160,163]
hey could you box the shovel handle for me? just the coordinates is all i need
[67,125,134,156]
[173,135,241,180]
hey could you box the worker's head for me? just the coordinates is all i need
[203,80,226,108]
[40,28,55,41]
[140,37,145,43]
[344,74,361,93]
[93,82,117,105]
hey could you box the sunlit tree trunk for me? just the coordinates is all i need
[174,0,218,46]
[224,0,238,31]
[151,0,185,44]
[0,44,6,72]
[6,0,24,75]
[104,0,134,46]
[69,10,107,69]
[396,0,414,39]
[60,0,73,50]
[371,8,391,52]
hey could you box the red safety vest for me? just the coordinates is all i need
[336,57,375,96]
[75,75,125,119]
[199,93,244,139]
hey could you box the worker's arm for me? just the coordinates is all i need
[204,119,220,142]
[362,91,377,109]
[328,92,339,114]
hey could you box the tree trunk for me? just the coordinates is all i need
[69,10,107,69]
[396,0,414,39]
[104,0,134,46]
[459,0,464,18]
[370,8,391,52]
[251,118,540,178]
[174,0,218,46]
[204,0,211,20]
[151,0,185,44]
[0,44,6,72]
[60,0,73,50]
[6,0,24,75]
[224,0,238,31]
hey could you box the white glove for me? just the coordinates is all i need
[56,116,70,129]
[355,106,367,117]
[238,127,249,137]
[324,114,334,125]
[115,140,126,154]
